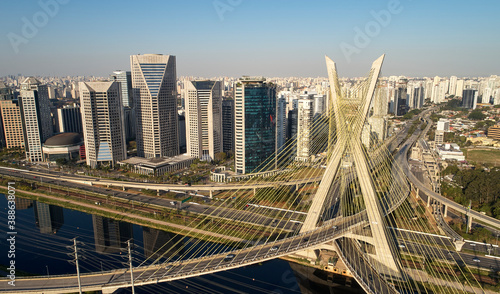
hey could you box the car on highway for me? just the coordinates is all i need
[303,237,309,242]
[270,246,278,252]
[398,244,405,248]
[472,258,480,263]
[224,254,235,262]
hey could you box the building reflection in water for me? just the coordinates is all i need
[92,215,133,254]
[15,197,33,210]
[33,201,64,234]
[142,227,184,261]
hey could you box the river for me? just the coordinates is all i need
[0,194,362,293]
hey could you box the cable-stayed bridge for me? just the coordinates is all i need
[1,55,498,294]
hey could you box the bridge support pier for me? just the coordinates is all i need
[253,187,256,196]
[157,189,160,196]
[427,195,431,207]
[415,187,419,199]
[209,190,213,198]
[443,204,448,217]
[122,186,125,191]
[467,215,473,232]
[454,239,465,251]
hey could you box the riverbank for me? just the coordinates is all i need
[0,184,246,245]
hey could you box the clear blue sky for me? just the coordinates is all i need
[1,0,499,78]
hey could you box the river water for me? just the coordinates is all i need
[0,194,362,293]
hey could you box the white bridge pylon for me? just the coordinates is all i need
[300,54,401,277]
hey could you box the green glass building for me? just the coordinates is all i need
[234,77,276,174]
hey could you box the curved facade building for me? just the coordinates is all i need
[42,132,83,162]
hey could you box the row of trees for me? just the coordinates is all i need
[442,165,500,219]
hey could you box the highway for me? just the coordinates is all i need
[0,216,354,293]
[3,107,498,293]
[400,126,500,231]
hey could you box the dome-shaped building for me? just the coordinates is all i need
[42,133,83,162]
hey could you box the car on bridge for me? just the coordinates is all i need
[270,246,278,252]
[224,254,235,262]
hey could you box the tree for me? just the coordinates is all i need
[468,109,486,121]
[56,158,68,166]
[442,164,459,176]
[215,151,227,162]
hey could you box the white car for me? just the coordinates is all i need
[472,258,480,263]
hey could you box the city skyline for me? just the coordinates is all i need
[1,0,499,78]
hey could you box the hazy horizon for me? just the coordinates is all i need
[1,0,499,78]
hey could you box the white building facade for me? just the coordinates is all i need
[184,80,222,161]
[131,54,179,159]
[79,81,126,168]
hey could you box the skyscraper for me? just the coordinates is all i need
[111,70,135,140]
[482,88,492,104]
[0,99,24,149]
[57,105,82,134]
[462,89,478,109]
[19,77,53,162]
[234,77,276,174]
[394,87,408,116]
[296,98,313,161]
[413,87,424,109]
[79,81,126,168]
[110,70,133,108]
[130,54,179,158]
[0,82,15,148]
[313,94,326,117]
[455,79,465,97]
[222,99,234,153]
[449,76,458,96]
[184,80,222,161]
[276,97,287,152]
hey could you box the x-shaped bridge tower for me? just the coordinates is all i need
[300,54,401,278]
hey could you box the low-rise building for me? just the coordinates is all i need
[437,143,465,161]
[118,154,195,176]
[487,125,500,140]
[42,132,83,162]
